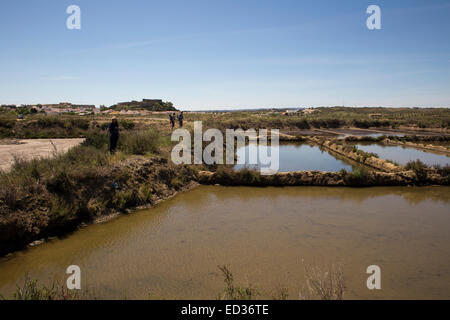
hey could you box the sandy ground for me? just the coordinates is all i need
[0,138,84,172]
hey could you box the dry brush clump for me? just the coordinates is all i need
[217,265,259,300]
[299,264,345,300]
[0,274,95,300]
[216,264,346,301]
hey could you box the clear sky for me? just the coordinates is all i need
[1,0,449,110]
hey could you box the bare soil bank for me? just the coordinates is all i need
[197,168,426,187]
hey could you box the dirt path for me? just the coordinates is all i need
[0,138,84,172]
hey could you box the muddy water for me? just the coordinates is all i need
[234,142,362,172]
[1,186,449,299]
[356,143,450,166]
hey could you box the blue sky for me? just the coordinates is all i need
[0,0,449,110]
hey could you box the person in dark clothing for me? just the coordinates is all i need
[169,113,175,129]
[178,111,184,127]
[108,118,119,154]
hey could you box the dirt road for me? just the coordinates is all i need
[0,138,84,172]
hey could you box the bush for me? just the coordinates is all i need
[3,275,82,300]
[0,117,15,128]
[217,265,259,300]
[170,177,184,189]
[138,184,153,202]
[433,164,450,184]
[50,197,75,222]
[82,131,109,150]
[405,160,428,183]
[344,168,370,187]
[120,120,135,130]
[112,190,135,210]
[119,129,161,155]
[36,116,89,130]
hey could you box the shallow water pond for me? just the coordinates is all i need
[234,142,361,172]
[0,186,449,299]
[356,143,450,166]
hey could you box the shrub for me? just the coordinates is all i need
[299,264,345,300]
[50,197,75,222]
[119,129,161,155]
[295,119,310,129]
[112,190,134,210]
[433,164,450,184]
[433,164,450,176]
[158,167,172,182]
[239,167,261,184]
[344,168,370,187]
[217,265,259,300]
[2,275,93,300]
[120,120,135,130]
[405,160,428,183]
[170,177,184,189]
[138,184,153,202]
[46,171,73,194]
[82,131,109,150]
[0,117,15,128]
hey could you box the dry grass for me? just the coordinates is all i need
[299,264,346,300]
[217,265,259,300]
[0,274,88,300]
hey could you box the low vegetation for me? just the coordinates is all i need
[194,107,450,131]
[404,160,450,184]
[3,264,346,300]
[405,160,429,183]
[2,107,449,139]
[342,168,371,187]
[217,264,345,300]
[0,275,87,300]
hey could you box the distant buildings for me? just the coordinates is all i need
[2,99,177,116]
[0,103,100,115]
[34,103,97,115]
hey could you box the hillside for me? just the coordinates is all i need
[109,99,178,112]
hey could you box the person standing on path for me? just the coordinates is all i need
[178,111,184,127]
[108,117,119,154]
[169,113,175,129]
